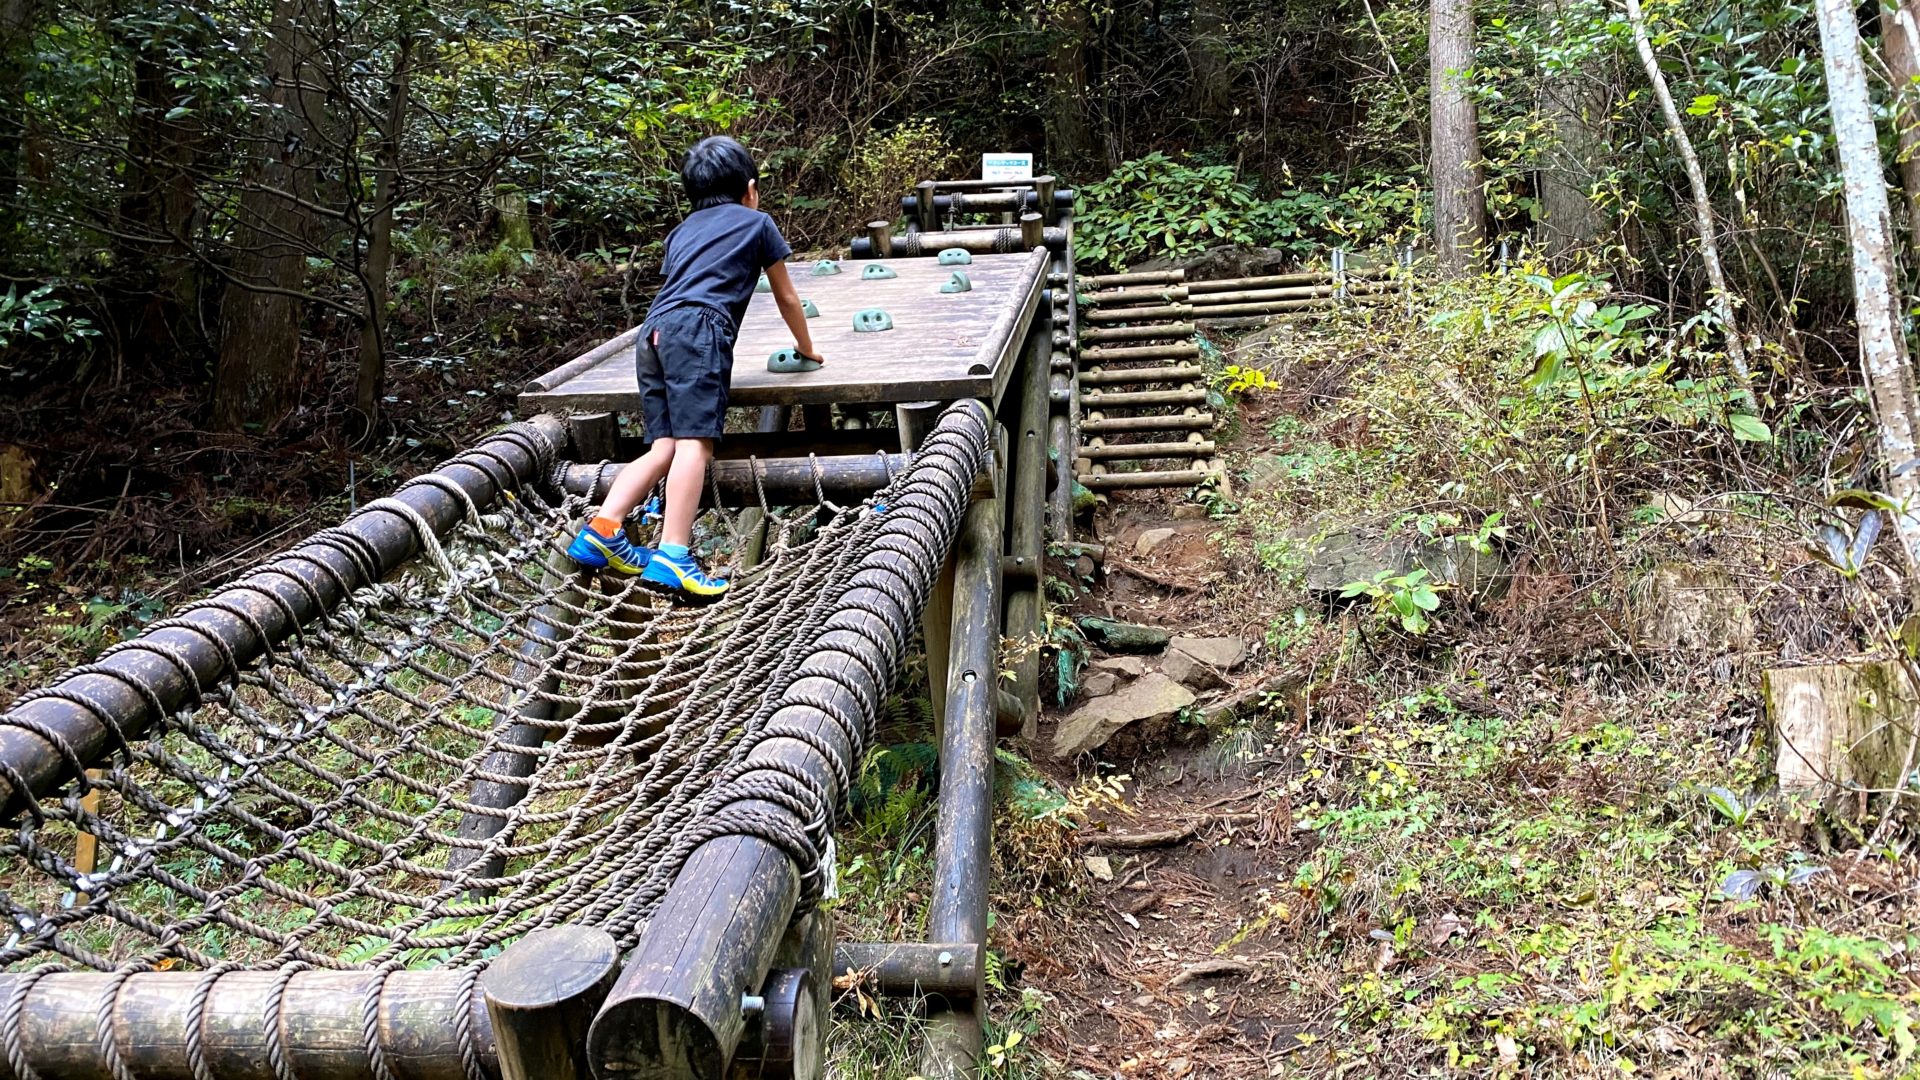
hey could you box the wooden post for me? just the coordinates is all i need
[484,926,620,1080]
[918,490,1003,1079]
[1019,212,1044,250]
[1033,175,1058,225]
[896,400,945,454]
[833,942,982,999]
[916,180,938,233]
[866,220,893,258]
[566,412,619,463]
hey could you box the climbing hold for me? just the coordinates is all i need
[853,308,894,333]
[937,248,972,266]
[940,271,972,294]
[811,259,841,276]
[861,263,897,281]
[767,348,824,373]
[801,299,820,318]
[755,273,772,293]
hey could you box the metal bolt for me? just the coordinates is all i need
[938,951,954,967]
[741,993,766,1016]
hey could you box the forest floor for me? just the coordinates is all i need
[830,304,1920,1079]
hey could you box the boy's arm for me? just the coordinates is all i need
[764,262,822,362]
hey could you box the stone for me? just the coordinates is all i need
[1303,529,1404,594]
[1416,536,1511,602]
[1171,503,1210,521]
[1053,673,1197,758]
[1303,528,1510,601]
[1764,661,1911,814]
[1083,855,1114,882]
[1135,527,1177,556]
[1633,563,1754,652]
[1159,649,1228,692]
[1132,244,1294,281]
[1170,636,1247,670]
[1082,670,1120,698]
[1199,672,1304,726]
[1077,617,1171,653]
[1092,656,1149,677]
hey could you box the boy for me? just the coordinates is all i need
[566,136,822,598]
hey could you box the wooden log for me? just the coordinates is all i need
[916,180,938,233]
[1005,320,1050,739]
[1081,269,1186,288]
[851,226,1068,259]
[1077,469,1213,490]
[0,969,495,1080]
[918,491,1003,1080]
[833,943,983,999]
[0,417,565,823]
[1077,365,1204,387]
[1080,413,1214,435]
[1034,176,1058,225]
[866,220,893,259]
[527,328,643,392]
[1080,389,1210,409]
[1079,343,1201,365]
[565,412,619,463]
[1075,322,1197,345]
[1019,212,1044,250]
[448,543,585,891]
[1184,266,1389,292]
[560,455,911,507]
[1189,281,1390,305]
[484,926,620,1080]
[898,189,1075,216]
[1080,440,1217,460]
[1050,244,1079,547]
[1083,285,1188,307]
[1083,303,1190,323]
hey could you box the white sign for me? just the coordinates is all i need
[982,153,1034,183]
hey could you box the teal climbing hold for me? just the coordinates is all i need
[767,348,824,373]
[811,259,841,276]
[861,263,897,280]
[940,271,972,294]
[853,308,894,333]
[755,273,771,293]
[937,248,973,266]
[801,299,820,318]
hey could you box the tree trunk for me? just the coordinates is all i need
[0,0,40,254]
[212,0,325,433]
[1624,0,1756,407]
[1816,0,1920,571]
[1537,0,1603,259]
[1429,0,1484,276]
[116,19,206,355]
[354,39,411,432]
[1045,0,1094,164]
[1189,0,1233,123]
[1883,0,1920,253]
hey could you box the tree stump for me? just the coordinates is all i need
[1764,660,1913,809]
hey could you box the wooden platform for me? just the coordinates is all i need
[520,248,1049,413]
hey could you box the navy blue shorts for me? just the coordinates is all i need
[635,305,734,442]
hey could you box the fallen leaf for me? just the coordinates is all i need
[1085,854,1114,882]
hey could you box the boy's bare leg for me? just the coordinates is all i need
[660,438,715,549]
[595,438,676,523]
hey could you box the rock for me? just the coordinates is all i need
[1133,244,1294,282]
[1644,491,1707,525]
[1082,670,1120,698]
[1303,530,1404,593]
[1198,672,1304,726]
[1077,617,1171,653]
[1229,321,1297,359]
[1160,649,1228,691]
[1083,854,1114,882]
[1135,527,1177,557]
[1170,636,1247,670]
[1092,656,1148,677]
[1303,528,1511,601]
[1765,661,1911,815]
[1053,673,1196,758]
[1633,563,1754,652]
[1171,504,1210,521]
[1243,456,1296,493]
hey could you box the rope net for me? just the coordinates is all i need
[0,446,925,977]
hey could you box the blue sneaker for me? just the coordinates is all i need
[566,524,652,575]
[640,550,730,600]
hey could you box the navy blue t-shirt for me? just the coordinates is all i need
[646,202,792,332]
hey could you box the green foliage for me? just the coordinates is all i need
[0,284,97,351]
[1342,568,1444,635]
[842,118,960,223]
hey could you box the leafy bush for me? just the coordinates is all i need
[842,119,960,224]
[1073,153,1430,271]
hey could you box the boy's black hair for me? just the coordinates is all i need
[682,136,758,211]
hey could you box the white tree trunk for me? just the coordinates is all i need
[1624,0,1757,408]
[1882,0,1920,252]
[1429,0,1484,277]
[1816,0,1920,567]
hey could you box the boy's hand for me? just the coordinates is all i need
[765,262,824,365]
